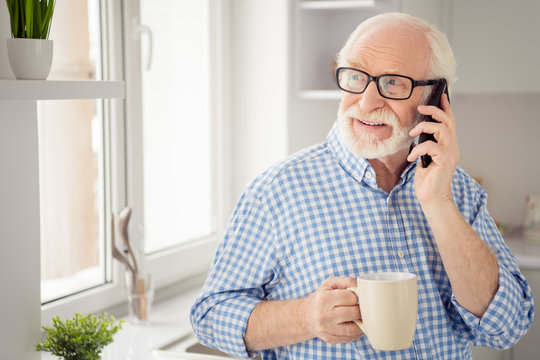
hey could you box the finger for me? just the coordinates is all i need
[321,323,364,344]
[333,289,359,306]
[332,304,361,323]
[332,322,364,339]
[417,104,451,126]
[407,141,439,163]
[409,120,444,138]
[440,92,454,118]
[420,93,455,128]
[321,289,358,308]
[321,276,357,290]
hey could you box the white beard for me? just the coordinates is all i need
[337,105,418,159]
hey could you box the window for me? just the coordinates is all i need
[125,0,225,265]
[39,0,107,304]
[40,0,225,317]
[138,0,214,253]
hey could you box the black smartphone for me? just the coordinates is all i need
[418,79,449,168]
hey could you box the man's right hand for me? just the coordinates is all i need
[244,276,363,352]
[300,276,364,344]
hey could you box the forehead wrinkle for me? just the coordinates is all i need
[348,39,426,77]
[346,57,367,70]
[345,62,402,76]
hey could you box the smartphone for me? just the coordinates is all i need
[418,79,449,168]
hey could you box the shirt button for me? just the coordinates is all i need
[365,171,373,179]
[398,250,405,258]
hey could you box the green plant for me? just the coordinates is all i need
[5,0,56,39]
[35,313,123,360]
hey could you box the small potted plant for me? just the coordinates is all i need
[4,0,56,79]
[35,313,123,360]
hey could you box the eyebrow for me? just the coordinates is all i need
[381,67,401,75]
[346,58,367,69]
[345,60,402,76]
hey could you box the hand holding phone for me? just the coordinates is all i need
[418,79,449,168]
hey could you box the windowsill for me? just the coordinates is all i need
[41,279,205,360]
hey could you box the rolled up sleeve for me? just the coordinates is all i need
[190,189,279,359]
[451,263,534,349]
[453,189,535,349]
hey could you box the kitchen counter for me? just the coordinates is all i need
[504,236,540,270]
[105,287,201,360]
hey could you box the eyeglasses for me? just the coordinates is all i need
[336,67,438,100]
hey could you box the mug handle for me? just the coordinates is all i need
[347,287,367,334]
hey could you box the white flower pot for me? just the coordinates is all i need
[6,38,53,80]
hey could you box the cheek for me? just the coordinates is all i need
[339,93,359,115]
[391,103,420,127]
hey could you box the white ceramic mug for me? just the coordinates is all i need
[347,272,417,351]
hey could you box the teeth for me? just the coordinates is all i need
[360,119,384,126]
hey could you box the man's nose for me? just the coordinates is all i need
[358,81,385,113]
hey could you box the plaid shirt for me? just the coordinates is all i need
[190,122,534,359]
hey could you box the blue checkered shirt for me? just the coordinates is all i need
[190,122,534,359]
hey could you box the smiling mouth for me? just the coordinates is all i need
[354,118,386,127]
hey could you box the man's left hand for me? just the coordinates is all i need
[407,94,459,207]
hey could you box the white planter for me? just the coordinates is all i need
[6,38,53,80]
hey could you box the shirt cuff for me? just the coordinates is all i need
[212,296,261,359]
[451,264,522,336]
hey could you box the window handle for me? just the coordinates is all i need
[132,18,153,71]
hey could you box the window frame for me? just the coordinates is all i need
[41,0,230,324]
[123,0,230,287]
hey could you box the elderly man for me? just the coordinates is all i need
[190,12,534,359]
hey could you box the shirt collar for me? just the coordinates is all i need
[327,120,418,185]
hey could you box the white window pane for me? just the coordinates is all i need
[39,0,106,303]
[39,99,106,304]
[140,0,213,253]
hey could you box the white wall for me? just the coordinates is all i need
[0,2,15,79]
[454,93,540,226]
[0,101,41,360]
[228,0,289,201]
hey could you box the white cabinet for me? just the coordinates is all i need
[450,0,540,93]
[294,0,540,95]
[404,0,540,93]
[294,0,403,99]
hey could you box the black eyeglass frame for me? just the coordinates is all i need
[335,67,439,100]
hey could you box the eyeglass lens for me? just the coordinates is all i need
[338,68,413,99]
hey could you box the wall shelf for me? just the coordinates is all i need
[300,0,375,10]
[295,0,402,96]
[299,90,341,100]
[0,79,124,359]
[0,80,125,101]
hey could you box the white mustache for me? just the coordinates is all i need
[343,106,399,127]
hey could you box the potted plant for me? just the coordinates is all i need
[5,0,56,79]
[35,313,123,360]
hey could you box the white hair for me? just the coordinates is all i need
[336,12,457,97]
